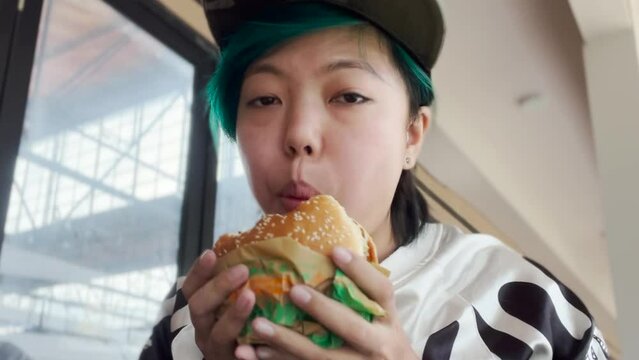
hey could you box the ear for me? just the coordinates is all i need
[404,106,431,169]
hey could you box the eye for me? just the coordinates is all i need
[331,92,371,105]
[247,96,281,107]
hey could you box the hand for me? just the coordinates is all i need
[245,246,419,360]
[181,249,256,360]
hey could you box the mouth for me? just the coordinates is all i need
[278,181,321,212]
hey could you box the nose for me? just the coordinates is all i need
[287,144,314,156]
[283,99,322,158]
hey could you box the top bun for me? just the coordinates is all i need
[214,195,378,263]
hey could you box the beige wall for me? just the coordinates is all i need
[584,29,639,359]
[634,0,639,57]
[566,0,639,357]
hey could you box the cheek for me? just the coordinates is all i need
[332,119,406,227]
[236,124,281,209]
[236,106,283,161]
[346,116,405,174]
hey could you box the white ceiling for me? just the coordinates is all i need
[421,0,616,339]
[567,0,633,39]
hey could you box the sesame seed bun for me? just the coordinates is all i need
[214,195,378,263]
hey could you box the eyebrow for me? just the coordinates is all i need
[244,59,386,82]
[244,63,285,79]
[321,59,385,81]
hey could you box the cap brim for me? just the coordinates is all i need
[202,0,445,72]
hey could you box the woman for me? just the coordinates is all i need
[140,1,609,359]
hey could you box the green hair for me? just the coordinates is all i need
[207,3,435,141]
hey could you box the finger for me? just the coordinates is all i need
[188,264,249,319]
[288,285,377,350]
[252,318,325,360]
[182,249,217,299]
[208,288,255,350]
[252,318,361,360]
[332,246,396,312]
[188,264,250,348]
[235,344,258,360]
[255,346,298,360]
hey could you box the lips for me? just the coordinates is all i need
[278,181,321,212]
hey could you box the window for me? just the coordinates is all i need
[0,0,215,358]
[213,134,262,241]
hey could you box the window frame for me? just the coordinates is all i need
[0,0,43,257]
[0,0,218,276]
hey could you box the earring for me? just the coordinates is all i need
[405,157,411,167]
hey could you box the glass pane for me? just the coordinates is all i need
[213,134,262,242]
[0,0,194,358]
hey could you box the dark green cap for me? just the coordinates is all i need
[201,0,446,73]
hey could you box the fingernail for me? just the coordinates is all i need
[253,318,274,337]
[257,347,274,359]
[235,344,256,360]
[290,285,311,304]
[200,249,213,260]
[235,289,253,313]
[235,291,250,311]
[228,265,248,283]
[333,246,352,265]
[199,250,215,268]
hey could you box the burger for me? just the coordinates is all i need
[212,195,387,348]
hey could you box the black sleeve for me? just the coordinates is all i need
[138,280,185,360]
[138,315,175,360]
[524,258,610,360]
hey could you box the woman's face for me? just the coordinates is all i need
[236,26,425,237]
